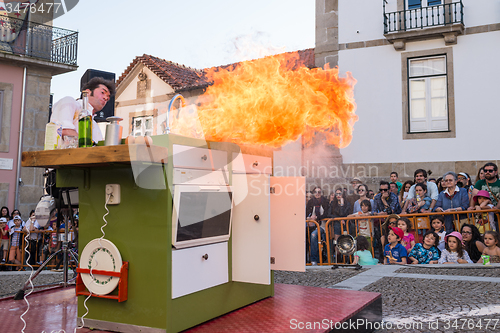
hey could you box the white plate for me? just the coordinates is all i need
[79,238,123,295]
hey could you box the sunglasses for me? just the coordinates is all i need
[484,169,495,173]
[314,190,322,194]
[379,188,389,192]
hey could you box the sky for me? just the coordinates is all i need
[51,0,316,101]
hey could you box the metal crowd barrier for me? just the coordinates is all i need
[306,209,500,266]
[0,229,77,271]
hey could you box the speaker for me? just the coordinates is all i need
[80,69,115,123]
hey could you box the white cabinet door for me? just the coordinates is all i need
[231,173,270,285]
[171,242,228,299]
[270,177,306,272]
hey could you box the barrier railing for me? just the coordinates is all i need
[0,229,77,271]
[306,209,500,266]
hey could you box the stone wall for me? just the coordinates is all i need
[315,0,339,68]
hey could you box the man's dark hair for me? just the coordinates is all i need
[483,162,498,172]
[82,77,116,96]
[379,180,390,188]
[414,169,427,179]
[390,172,398,177]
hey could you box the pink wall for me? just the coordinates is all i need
[0,63,24,210]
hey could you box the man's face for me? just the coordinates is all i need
[380,184,389,197]
[390,183,398,194]
[87,84,110,113]
[415,172,426,184]
[484,166,497,181]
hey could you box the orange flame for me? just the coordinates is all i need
[175,51,357,148]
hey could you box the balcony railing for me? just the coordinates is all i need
[384,1,464,34]
[0,14,78,66]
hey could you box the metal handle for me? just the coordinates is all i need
[201,155,208,161]
[253,161,259,167]
[202,254,208,260]
[254,215,260,221]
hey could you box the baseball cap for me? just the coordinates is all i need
[0,217,7,223]
[458,172,469,179]
[13,215,21,220]
[389,226,404,240]
[351,177,362,184]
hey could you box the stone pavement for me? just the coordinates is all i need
[276,264,500,332]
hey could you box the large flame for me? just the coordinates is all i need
[173,51,357,148]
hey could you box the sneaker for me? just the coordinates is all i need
[1,259,5,263]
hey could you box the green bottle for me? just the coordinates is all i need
[78,91,92,147]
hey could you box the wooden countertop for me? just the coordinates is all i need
[21,144,169,169]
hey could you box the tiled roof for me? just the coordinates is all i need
[116,48,315,92]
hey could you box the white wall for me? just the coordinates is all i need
[117,65,175,102]
[338,31,500,163]
[339,0,500,44]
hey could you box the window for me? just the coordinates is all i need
[407,0,441,9]
[408,56,448,133]
[132,115,153,137]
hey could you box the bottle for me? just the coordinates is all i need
[78,91,93,147]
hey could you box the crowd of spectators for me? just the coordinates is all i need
[306,162,500,265]
[0,206,77,271]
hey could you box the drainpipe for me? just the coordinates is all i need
[15,66,28,209]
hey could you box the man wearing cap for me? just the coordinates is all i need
[471,162,500,210]
[402,169,439,213]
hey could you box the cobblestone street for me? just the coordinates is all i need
[275,264,500,332]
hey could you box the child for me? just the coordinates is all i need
[24,210,40,266]
[477,231,500,264]
[384,226,407,265]
[353,235,378,265]
[397,217,415,252]
[0,217,8,263]
[408,231,441,264]
[438,231,473,264]
[471,190,496,233]
[406,183,431,213]
[430,216,446,252]
[349,199,372,244]
[8,215,23,269]
[381,214,399,249]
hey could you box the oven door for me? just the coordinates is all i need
[172,185,233,249]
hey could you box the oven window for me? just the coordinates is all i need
[176,192,232,242]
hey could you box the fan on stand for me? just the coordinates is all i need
[331,234,361,270]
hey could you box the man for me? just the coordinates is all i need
[390,172,402,192]
[305,187,329,265]
[50,77,115,144]
[373,181,402,215]
[389,182,399,196]
[471,163,500,209]
[346,177,362,208]
[402,169,439,213]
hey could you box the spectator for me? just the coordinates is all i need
[399,180,414,209]
[8,215,23,269]
[0,206,10,220]
[384,226,407,265]
[346,178,362,209]
[0,217,8,263]
[381,214,400,250]
[353,235,378,265]
[428,178,437,183]
[406,183,431,214]
[434,172,470,233]
[352,184,374,214]
[47,217,61,267]
[24,210,41,266]
[476,167,485,183]
[469,190,496,233]
[477,231,500,264]
[349,199,372,243]
[397,217,415,252]
[436,177,444,193]
[8,209,24,229]
[430,216,446,252]
[390,172,402,192]
[408,231,440,264]
[328,192,336,205]
[373,181,402,215]
[461,224,486,263]
[403,169,439,213]
[438,232,473,264]
[389,182,399,196]
[306,187,329,265]
[367,190,375,199]
[306,191,312,204]
[471,162,500,210]
[328,188,352,239]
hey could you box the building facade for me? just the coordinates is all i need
[317,0,500,185]
[0,1,78,216]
